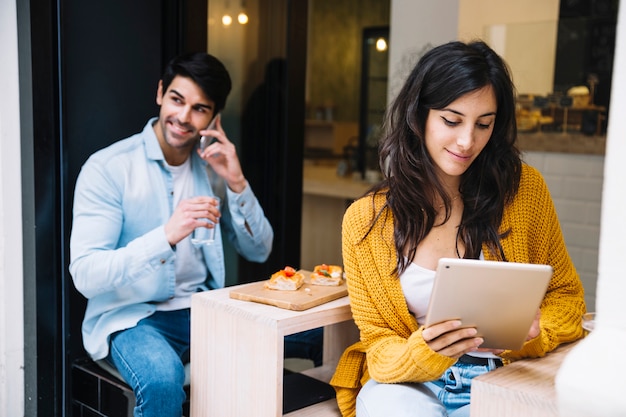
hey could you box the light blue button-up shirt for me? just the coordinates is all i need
[69,118,273,360]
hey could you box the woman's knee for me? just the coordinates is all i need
[356,379,446,417]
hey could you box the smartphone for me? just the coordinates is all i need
[199,113,219,151]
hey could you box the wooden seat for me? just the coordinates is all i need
[95,359,191,386]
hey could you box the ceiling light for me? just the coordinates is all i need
[376,38,388,52]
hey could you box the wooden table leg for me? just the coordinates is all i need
[191,297,284,417]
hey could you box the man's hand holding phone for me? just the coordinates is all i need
[197,113,247,193]
[199,112,220,152]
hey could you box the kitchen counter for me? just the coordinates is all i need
[302,163,372,200]
[518,132,605,155]
[301,162,373,270]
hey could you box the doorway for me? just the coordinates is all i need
[206,0,309,283]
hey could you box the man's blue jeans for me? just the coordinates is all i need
[108,310,190,417]
[107,309,324,417]
[284,327,324,366]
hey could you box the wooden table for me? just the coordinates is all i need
[190,286,359,417]
[471,341,580,416]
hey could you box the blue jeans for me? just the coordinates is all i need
[284,327,324,366]
[107,310,324,417]
[356,360,498,417]
[108,310,190,417]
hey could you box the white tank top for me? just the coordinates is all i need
[400,254,498,359]
[399,262,435,326]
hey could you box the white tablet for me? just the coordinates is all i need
[424,258,553,350]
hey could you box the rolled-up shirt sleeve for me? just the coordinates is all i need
[223,181,273,262]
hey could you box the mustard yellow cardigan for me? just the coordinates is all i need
[330,164,586,417]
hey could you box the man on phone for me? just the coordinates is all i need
[69,52,274,416]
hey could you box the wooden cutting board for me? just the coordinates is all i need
[229,270,348,311]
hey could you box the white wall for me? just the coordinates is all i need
[523,152,603,312]
[556,1,626,414]
[388,0,459,101]
[0,0,25,415]
[458,0,560,95]
[388,0,561,96]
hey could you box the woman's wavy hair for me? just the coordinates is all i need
[368,40,521,275]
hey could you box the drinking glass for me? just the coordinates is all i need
[582,312,596,332]
[191,196,221,245]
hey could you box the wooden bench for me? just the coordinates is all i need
[71,357,191,417]
[470,340,581,416]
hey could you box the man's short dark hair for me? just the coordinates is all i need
[161,52,232,113]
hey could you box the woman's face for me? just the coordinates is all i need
[424,85,497,184]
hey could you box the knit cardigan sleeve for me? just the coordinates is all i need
[493,164,586,361]
[341,194,456,381]
[331,192,456,416]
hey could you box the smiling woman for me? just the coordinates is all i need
[424,86,497,187]
[330,40,586,417]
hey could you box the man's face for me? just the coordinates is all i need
[155,75,216,159]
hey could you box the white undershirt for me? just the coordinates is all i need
[156,158,208,311]
[399,262,435,326]
[400,253,498,359]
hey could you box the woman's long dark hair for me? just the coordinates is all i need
[368,40,521,275]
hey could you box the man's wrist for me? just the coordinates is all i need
[228,177,247,194]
